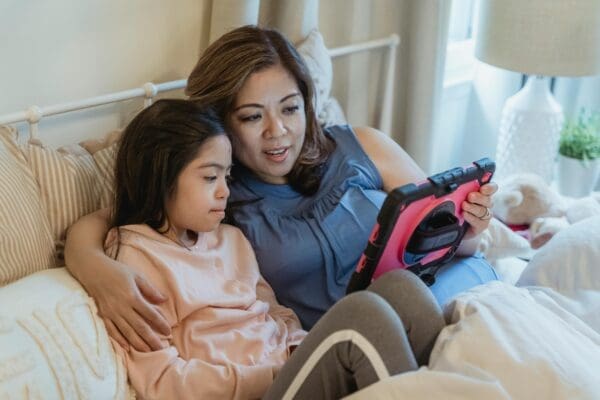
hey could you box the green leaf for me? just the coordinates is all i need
[559,109,600,160]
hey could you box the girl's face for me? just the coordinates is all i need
[228,63,306,184]
[164,135,232,245]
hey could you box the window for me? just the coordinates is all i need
[444,0,478,87]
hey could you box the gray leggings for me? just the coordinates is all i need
[263,269,445,400]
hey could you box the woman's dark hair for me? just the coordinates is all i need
[112,99,226,231]
[185,25,335,195]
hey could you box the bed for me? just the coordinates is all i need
[1,30,599,400]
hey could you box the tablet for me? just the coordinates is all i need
[346,158,495,293]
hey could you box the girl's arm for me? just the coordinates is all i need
[352,126,497,255]
[64,208,171,351]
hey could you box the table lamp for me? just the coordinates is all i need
[474,0,600,183]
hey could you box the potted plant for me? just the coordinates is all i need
[557,109,600,198]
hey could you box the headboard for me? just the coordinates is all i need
[0,34,399,145]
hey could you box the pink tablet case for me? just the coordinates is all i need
[346,158,495,293]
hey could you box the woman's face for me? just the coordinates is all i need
[228,64,306,184]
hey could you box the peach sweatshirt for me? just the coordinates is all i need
[104,224,306,400]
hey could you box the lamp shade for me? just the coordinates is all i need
[475,0,600,77]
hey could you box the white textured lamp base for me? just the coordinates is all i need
[495,76,564,183]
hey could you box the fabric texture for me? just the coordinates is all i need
[0,267,131,399]
[104,223,306,400]
[0,126,55,285]
[476,217,532,263]
[1,127,120,267]
[344,281,600,400]
[296,30,347,127]
[517,216,600,293]
[79,129,120,209]
[428,253,499,306]
[23,139,103,261]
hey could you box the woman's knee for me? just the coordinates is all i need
[318,291,403,334]
[367,269,438,307]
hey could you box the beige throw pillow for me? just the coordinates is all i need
[0,126,55,285]
[23,140,104,262]
[79,130,120,209]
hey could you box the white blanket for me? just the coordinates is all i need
[344,281,600,400]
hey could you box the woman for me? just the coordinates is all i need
[106,98,444,399]
[65,25,497,352]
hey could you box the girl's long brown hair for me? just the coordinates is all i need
[112,99,226,231]
[185,25,335,195]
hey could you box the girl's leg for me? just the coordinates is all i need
[429,252,498,306]
[264,291,418,400]
[366,269,445,366]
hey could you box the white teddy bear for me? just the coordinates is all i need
[492,173,600,249]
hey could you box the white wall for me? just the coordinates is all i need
[0,0,211,147]
[1,0,407,149]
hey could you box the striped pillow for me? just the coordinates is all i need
[24,139,104,263]
[80,130,120,209]
[91,141,118,209]
[0,126,55,285]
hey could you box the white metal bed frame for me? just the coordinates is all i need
[0,34,399,140]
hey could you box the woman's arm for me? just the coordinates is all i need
[353,126,498,255]
[113,237,276,400]
[353,126,426,192]
[64,208,171,351]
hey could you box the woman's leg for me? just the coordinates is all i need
[264,291,418,400]
[366,269,445,366]
[429,252,498,306]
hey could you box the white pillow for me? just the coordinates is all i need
[477,217,532,263]
[517,216,600,291]
[0,268,132,399]
[345,281,600,399]
[296,30,347,127]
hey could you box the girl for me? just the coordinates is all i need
[108,99,445,399]
[65,26,496,351]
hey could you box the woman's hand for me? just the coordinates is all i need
[64,208,170,352]
[461,182,498,240]
[89,260,171,352]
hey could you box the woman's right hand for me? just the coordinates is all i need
[89,260,171,352]
[64,208,171,352]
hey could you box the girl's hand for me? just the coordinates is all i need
[461,182,498,240]
[89,261,171,352]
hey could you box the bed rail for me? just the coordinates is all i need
[0,34,399,140]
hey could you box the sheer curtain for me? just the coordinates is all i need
[555,77,600,118]
[204,0,452,172]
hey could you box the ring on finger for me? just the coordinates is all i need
[478,207,492,220]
